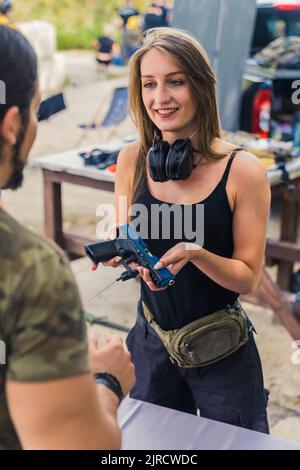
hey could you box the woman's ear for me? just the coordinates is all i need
[0,106,20,146]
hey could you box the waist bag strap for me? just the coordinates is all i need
[142,300,254,345]
[142,302,176,347]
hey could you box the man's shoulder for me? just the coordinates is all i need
[0,209,66,273]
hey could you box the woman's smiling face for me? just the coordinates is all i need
[140,48,198,140]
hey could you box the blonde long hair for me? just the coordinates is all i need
[129,27,224,205]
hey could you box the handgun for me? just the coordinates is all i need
[85,224,175,288]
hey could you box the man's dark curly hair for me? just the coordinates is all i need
[0,25,37,161]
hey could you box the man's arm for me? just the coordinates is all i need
[5,245,135,450]
[7,373,121,450]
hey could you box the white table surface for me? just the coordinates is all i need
[118,398,300,450]
[34,143,300,187]
[33,142,121,183]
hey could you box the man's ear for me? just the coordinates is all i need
[0,107,21,146]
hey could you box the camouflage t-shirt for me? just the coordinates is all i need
[0,208,89,450]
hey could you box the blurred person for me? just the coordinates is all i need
[0,0,14,27]
[118,1,141,64]
[122,14,143,63]
[118,0,139,31]
[143,3,167,32]
[0,25,135,450]
[94,25,115,79]
[155,0,173,26]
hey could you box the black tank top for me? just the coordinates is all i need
[134,150,240,330]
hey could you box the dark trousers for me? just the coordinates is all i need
[126,308,270,434]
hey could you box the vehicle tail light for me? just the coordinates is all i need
[275,4,300,10]
[252,88,272,138]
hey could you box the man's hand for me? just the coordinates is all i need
[89,334,135,396]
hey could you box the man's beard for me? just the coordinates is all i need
[3,151,25,190]
[2,122,27,191]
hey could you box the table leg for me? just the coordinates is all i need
[241,268,300,340]
[277,185,300,291]
[43,170,64,249]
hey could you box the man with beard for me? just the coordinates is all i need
[0,25,135,450]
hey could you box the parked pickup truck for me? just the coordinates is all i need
[240,1,300,142]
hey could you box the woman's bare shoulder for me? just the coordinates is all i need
[229,148,270,204]
[215,138,266,175]
[213,138,269,199]
[115,141,141,191]
[232,149,268,179]
[118,141,140,166]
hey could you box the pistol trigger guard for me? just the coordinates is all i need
[121,258,133,271]
[115,257,138,282]
[121,252,139,271]
[126,253,138,265]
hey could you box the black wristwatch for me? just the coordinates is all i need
[94,372,124,404]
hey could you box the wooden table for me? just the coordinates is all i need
[35,147,300,338]
[35,143,118,258]
[244,159,300,339]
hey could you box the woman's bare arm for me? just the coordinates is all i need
[93,142,139,270]
[114,141,140,226]
[190,152,271,294]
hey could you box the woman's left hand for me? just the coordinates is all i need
[138,242,200,291]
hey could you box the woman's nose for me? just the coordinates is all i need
[154,84,171,106]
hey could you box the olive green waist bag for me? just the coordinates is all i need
[142,300,254,368]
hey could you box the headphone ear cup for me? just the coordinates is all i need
[176,138,194,180]
[168,138,194,180]
[165,144,175,180]
[148,140,170,182]
[165,139,187,180]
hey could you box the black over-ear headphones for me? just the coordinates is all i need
[147,136,196,182]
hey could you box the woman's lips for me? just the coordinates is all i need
[155,108,179,119]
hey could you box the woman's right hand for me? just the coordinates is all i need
[91,224,123,271]
[91,257,141,272]
[91,256,122,271]
[90,224,141,272]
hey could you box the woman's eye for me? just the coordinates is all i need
[144,82,155,88]
[170,80,183,86]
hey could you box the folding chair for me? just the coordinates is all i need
[76,86,129,147]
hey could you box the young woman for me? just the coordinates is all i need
[102,27,271,432]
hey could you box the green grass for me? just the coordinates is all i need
[12,0,172,50]
[57,26,102,50]
[12,0,137,49]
